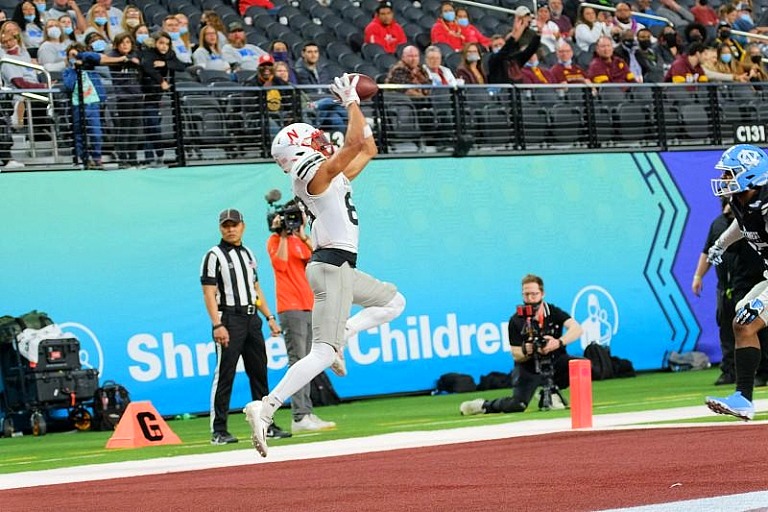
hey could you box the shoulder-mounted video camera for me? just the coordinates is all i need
[265,189,303,233]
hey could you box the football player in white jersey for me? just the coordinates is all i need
[244,74,406,457]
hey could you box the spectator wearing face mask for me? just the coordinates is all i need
[58,14,80,44]
[37,18,68,71]
[164,14,192,64]
[550,42,588,83]
[659,29,681,67]
[634,28,665,83]
[520,52,554,83]
[691,0,718,26]
[269,40,297,83]
[431,1,465,51]
[732,3,768,44]
[700,45,748,82]
[133,24,151,49]
[84,4,113,49]
[455,7,490,49]
[12,1,44,58]
[746,43,768,84]
[714,21,745,62]
[455,42,486,84]
[120,6,143,36]
[712,42,745,77]
[46,0,87,34]
[613,30,650,83]
[84,31,108,55]
[174,14,191,51]
[732,2,755,46]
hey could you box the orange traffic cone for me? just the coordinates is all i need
[106,401,182,449]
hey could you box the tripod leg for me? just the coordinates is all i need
[538,386,553,411]
[554,387,569,408]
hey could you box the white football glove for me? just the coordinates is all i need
[707,242,725,266]
[330,73,360,107]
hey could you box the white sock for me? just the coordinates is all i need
[268,342,336,415]
[345,292,406,339]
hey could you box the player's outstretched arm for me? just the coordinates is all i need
[308,75,366,195]
[715,218,744,250]
[343,116,378,181]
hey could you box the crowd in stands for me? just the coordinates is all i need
[0,0,766,168]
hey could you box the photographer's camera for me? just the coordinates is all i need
[265,189,304,233]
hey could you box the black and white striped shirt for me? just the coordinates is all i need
[200,240,259,308]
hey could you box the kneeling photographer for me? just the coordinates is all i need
[460,274,583,415]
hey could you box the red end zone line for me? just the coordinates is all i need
[1,423,766,512]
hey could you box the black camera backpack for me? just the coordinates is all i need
[92,381,131,431]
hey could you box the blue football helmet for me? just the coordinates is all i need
[711,144,768,196]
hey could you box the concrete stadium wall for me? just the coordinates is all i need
[0,151,721,415]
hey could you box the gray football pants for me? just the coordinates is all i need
[306,260,397,350]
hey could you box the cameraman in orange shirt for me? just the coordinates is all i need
[267,200,336,433]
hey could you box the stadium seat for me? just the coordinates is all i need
[679,103,711,140]
[373,53,398,73]
[339,52,366,71]
[326,41,355,62]
[354,62,380,78]
[198,69,233,84]
[615,103,655,141]
[362,43,387,62]
[550,104,585,144]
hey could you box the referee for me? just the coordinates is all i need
[201,208,291,445]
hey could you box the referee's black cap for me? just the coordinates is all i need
[219,208,244,224]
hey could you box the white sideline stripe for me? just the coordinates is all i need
[2,400,768,491]
[599,491,768,512]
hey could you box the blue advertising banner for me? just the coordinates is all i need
[662,150,725,363]
[0,153,700,415]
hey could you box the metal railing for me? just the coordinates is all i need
[1,81,765,170]
[581,2,674,26]
[0,57,59,159]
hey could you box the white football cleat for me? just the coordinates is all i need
[330,349,347,377]
[243,399,268,457]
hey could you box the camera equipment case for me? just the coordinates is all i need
[4,369,98,407]
[25,338,81,372]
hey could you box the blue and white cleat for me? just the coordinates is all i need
[705,391,755,421]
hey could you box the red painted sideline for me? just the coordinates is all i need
[1,424,766,511]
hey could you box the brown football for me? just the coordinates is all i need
[350,73,379,101]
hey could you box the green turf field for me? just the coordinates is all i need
[0,368,762,474]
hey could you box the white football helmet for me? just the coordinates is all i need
[271,122,335,174]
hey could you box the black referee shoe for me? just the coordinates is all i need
[267,423,292,439]
[211,431,239,445]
